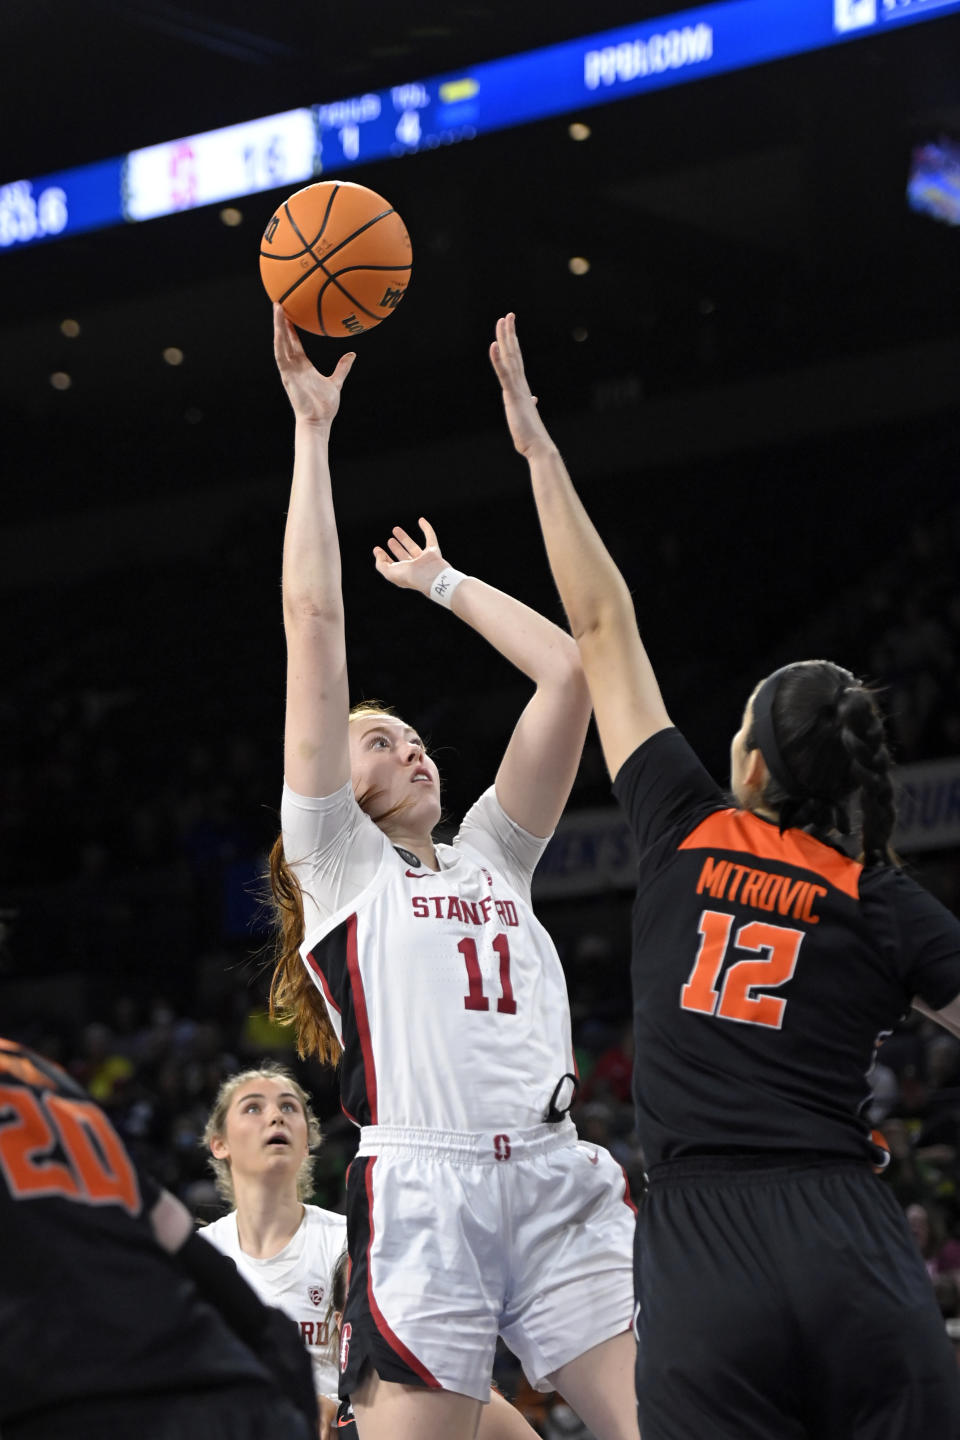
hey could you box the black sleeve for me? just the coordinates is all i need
[132,1162,161,1215]
[880,868,960,1010]
[612,727,725,855]
[175,1232,318,1430]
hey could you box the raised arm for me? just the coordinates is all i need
[274,305,357,799]
[373,520,590,837]
[489,312,671,781]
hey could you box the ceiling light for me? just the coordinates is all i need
[568,256,590,276]
[568,122,591,141]
[220,207,243,227]
[49,372,72,390]
[60,318,81,338]
[163,347,184,366]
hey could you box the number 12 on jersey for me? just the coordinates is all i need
[680,909,804,1029]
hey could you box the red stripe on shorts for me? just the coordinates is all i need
[345,913,378,1124]
[364,1158,441,1388]
[618,1161,638,1216]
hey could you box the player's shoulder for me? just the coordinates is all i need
[435,835,500,875]
[453,786,544,882]
[303,1203,347,1236]
[454,785,509,844]
[304,1202,345,1222]
[860,860,960,925]
[0,1035,82,1097]
[303,1204,347,1265]
[859,859,930,909]
[198,1211,238,1248]
[613,727,725,856]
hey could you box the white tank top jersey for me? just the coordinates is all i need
[201,1204,346,1398]
[282,781,578,1133]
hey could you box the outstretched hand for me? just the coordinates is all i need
[489,312,553,457]
[273,303,356,425]
[373,518,448,596]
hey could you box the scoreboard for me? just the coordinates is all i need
[2,0,958,252]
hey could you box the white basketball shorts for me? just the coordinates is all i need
[339,1117,636,1403]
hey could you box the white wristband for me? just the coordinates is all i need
[429,566,467,608]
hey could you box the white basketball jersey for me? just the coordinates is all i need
[301,833,577,1132]
[201,1204,346,1398]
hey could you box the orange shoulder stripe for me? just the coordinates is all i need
[678,809,862,899]
[0,1044,53,1090]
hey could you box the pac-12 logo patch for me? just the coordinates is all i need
[340,1322,352,1373]
[308,1284,324,1306]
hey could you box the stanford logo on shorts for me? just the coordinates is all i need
[340,1321,352,1373]
[308,1285,324,1306]
[493,1133,511,1161]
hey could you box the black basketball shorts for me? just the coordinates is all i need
[634,1154,960,1440]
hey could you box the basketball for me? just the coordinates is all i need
[259,181,412,338]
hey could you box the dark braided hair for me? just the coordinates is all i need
[836,685,897,866]
[744,660,897,867]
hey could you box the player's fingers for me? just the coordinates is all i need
[496,317,525,381]
[418,517,438,549]
[275,311,307,375]
[491,337,517,386]
[330,351,356,388]
[387,536,409,561]
[273,303,293,360]
[372,545,392,567]
[392,525,420,555]
[276,303,297,343]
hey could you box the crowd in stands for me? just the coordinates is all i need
[7,950,960,1432]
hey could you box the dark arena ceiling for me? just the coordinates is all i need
[2,2,959,710]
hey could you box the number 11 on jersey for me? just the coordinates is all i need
[459,934,517,1014]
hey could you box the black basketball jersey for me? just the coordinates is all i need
[0,1037,275,1424]
[612,729,960,1169]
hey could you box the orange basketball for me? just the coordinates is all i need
[259,180,412,338]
